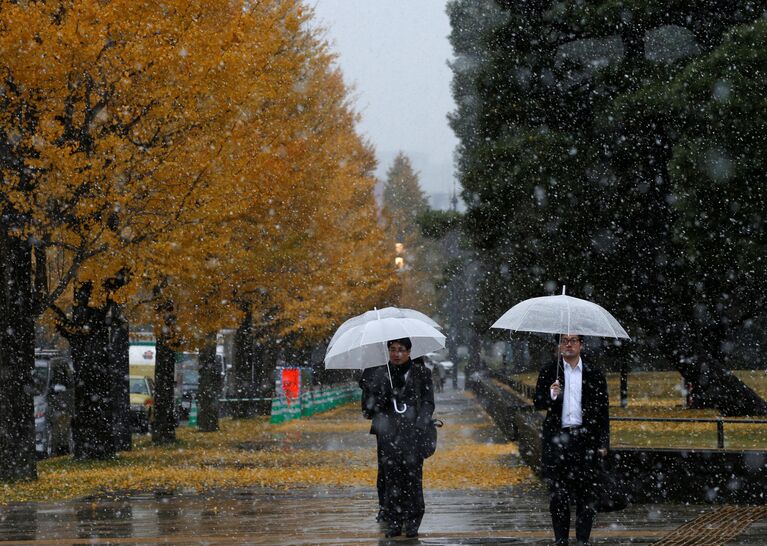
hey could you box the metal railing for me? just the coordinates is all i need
[610,416,767,449]
[489,369,536,399]
[485,371,767,450]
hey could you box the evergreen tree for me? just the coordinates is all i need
[621,20,767,374]
[447,0,767,375]
[382,153,435,312]
[383,152,430,241]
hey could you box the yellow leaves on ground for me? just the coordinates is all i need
[425,441,532,490]
[0,403,533,504]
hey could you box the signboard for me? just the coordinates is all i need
[129,341,156,379]
[129,343,156,367]
[281,367,300,407]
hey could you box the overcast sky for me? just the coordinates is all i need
[311,1,459,208]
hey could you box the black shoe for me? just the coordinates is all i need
[385,526,402,538]
[405,529,419,538]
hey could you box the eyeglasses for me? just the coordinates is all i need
[388,347,409,353]
[560,338,581,345]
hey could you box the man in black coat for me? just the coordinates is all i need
[534,334,609,546]
[361,338,435,539]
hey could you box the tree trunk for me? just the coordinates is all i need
[676,323,767,416]
[152,328,177,444]
[620,362,628,408]
[467,330,482,385]
[680,359,767,416]
[253,331,278,397]
[231,306,256,418]
[0,233,36,481]
[64,283,115,460]
[197,333,221,432]
[621,25,645,62]
[108,301,131,451]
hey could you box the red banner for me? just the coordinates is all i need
[281,368,300,406]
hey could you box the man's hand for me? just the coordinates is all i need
[550,380,561,399]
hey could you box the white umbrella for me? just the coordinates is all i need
[326,307,441,352]
[491,287,629,381]
[491,291,630,339]
[324,316,446,414]
[325,316,446,370]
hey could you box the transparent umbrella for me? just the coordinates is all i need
[324,315,446,413]
[491,293,630,339]
[491,287,630,379]
[326,307,441,353]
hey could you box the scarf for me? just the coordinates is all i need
[389,359,412,391]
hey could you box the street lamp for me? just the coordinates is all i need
[394,242,405,270]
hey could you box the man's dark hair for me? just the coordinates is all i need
[387,337,412,350]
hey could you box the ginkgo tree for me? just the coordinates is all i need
[189,15,398,420]
[1,0,275,474]
[0,0,396,478]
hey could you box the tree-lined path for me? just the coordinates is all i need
[0,380,764,544]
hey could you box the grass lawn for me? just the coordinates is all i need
[734,369,767,399]
[510,370,767,450]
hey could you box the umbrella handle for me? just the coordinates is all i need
[393,399,407,414]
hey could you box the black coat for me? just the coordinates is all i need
[534,360,610,472]
[360,361,434,445]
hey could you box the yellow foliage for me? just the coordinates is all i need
[0,0,396,344]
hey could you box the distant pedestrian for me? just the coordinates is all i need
[360,339,435,538]
[534,334,609,546]
[430,359,444,392]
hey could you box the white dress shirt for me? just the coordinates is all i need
[561,358,583,427]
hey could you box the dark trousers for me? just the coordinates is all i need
[381,439,424,532]
[547,430,598,543]
[375,435,385,508]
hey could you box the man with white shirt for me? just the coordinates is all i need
[534,334,610,546]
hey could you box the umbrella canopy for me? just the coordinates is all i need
[491,294,630,339]
[326,307,441,352]
[324,316,446,370]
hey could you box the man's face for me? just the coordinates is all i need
[388,342,411,365]
[559,334,582,360]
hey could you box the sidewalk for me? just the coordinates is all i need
[0,377,765,545]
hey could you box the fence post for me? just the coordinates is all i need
[717,418,725,448]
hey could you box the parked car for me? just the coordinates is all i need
[33,352,74,458]
[129,375,154,433]
[438,358,455,372]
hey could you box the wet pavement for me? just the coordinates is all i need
[1,377,765,545]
